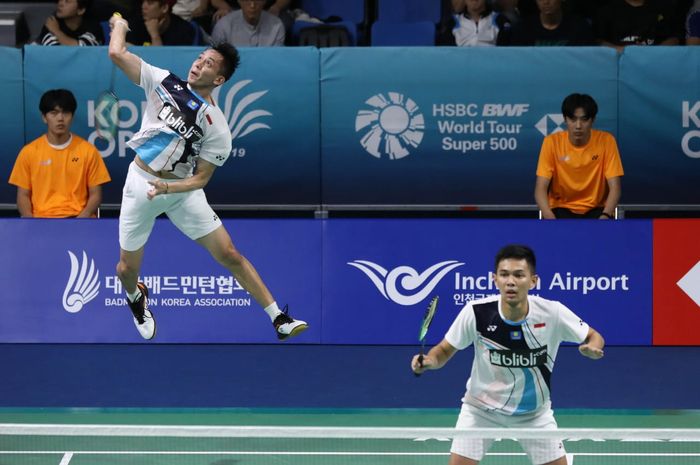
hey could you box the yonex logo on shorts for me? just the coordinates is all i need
[355,92,425,160]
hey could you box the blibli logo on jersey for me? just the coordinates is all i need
[158,104,203,141]
[489,347,547,368]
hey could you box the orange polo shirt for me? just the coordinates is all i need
[536,129,624,214]
[9,134,111,218]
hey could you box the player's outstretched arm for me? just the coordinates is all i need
[578,327,605,360]
[108,14,141,84]
[411,339,457,375]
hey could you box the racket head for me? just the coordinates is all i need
[418,296,439,342]
[95,90,118,141]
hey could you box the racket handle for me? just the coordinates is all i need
[414,354,424,377]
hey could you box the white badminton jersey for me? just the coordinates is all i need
[127,62,232,179]
[445,295,589,416]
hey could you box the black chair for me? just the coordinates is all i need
[298,25,351,47]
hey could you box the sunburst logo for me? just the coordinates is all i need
[355,92,425,159]
[212,79,272,141]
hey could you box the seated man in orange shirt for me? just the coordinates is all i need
[534,93,624,219]
[9,89,111,218]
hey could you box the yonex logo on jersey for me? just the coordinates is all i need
[174,84,184,91]
[489,347,547,368]
[487,325,497,332]
[158,104,203,141]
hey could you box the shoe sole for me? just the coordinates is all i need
[278,323,308,341]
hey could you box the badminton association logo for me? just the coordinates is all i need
[355,92,425,159]
[62,251,100,313]
[348,260,463,306]
[212,79,272,142]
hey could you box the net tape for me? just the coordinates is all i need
[1,425,699,441]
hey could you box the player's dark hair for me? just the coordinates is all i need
[211,42,240,82]
[495,244,536,274]
[561,93,598,120]
[39,89,77,115]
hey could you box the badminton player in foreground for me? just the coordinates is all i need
[107,14,307,341]
[411,244,604,465]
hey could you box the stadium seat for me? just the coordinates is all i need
[292,0,364,46]
[371,20,435,46]
[377,0,442,24]
[298,25,351,47]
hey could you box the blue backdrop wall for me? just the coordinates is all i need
[1,46,699,206]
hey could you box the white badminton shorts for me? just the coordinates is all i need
[450,403,566,465]
[119,162,222,251]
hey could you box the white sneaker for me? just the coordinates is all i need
[272,305,308,340]
[127,282,156,340]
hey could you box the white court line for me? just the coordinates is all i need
[58,452,73,464]
[1,451,700,457]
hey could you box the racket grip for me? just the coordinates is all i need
[414,354,424,377]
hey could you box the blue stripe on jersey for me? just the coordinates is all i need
[136,132,178,164]
[514,368,537,413]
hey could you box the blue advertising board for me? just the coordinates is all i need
[320,47,619,205]
[619,47,700,204]
[322,219,652,345]
[0,218,322,343]
[0,47,25,205]
[22,46,321,207]
[1,218,652,345]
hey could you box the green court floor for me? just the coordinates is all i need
[1,409,699,465]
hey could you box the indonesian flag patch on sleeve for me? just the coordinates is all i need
[205,114,212,125]
[534,323,546,328]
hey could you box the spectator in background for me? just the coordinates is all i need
[212,0,284,46]
[445,0,512,46]
[686,0,700,44]
[595,0,679,51]
[36,0,104,45]
[535,93,623,220]
[8,89,111,218]
[505,0,595,46]
[493,0,523,24]
[127,0,201,45]
[172,0,210,21]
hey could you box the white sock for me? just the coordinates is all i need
[264,302,282,321]
[126,288,142,302]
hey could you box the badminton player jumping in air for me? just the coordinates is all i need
[411,244,604,465]
[107,14,307,341]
